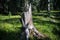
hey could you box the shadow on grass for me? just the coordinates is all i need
[33,18,60,40]
[0,18,22,40]
[51,23,60,40]
[0,17,60,26]
[52,27,60,36]
[0,27,51,40]
[0,18,52,40]
[0,18,21,24]
[52,23,60,38]
[33,18,60,25]
[0,17,60,40]
[32,12,49,17]
[32,36,51,40]
[0,28,21,40]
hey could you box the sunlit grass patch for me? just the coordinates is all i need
[0,15,21,32]
[0,15,20,20]
[0,22,21,32]
[0,14,60,40]
[34,22,58,40]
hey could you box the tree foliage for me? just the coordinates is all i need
[0,0,60,15]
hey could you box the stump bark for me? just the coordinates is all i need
[20,1,47,40]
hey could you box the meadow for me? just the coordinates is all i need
[0,12,60,40]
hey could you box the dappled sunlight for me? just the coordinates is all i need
[33,14,60,40]
[0,16,21,40]
[33,16,50,21]
[0,22,21,32]
[0,15,21,32]
[0,13,60,40]
[0,15,20,20]
[0,0,60,40]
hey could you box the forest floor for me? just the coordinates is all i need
[0,12,60,40]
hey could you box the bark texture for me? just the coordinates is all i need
[20,1,47,40]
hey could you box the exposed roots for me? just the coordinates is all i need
[20,27,48,40]
[29,27,48,39]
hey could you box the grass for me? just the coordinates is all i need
[0,13,60,40]
[38,10,60,12]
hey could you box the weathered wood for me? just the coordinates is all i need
[20,1,47,40]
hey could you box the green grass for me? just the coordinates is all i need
[0,14,60,40]
[39,10,60,12]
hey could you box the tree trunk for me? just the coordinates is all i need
[48,0,50,17]
[20,1,46,40]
